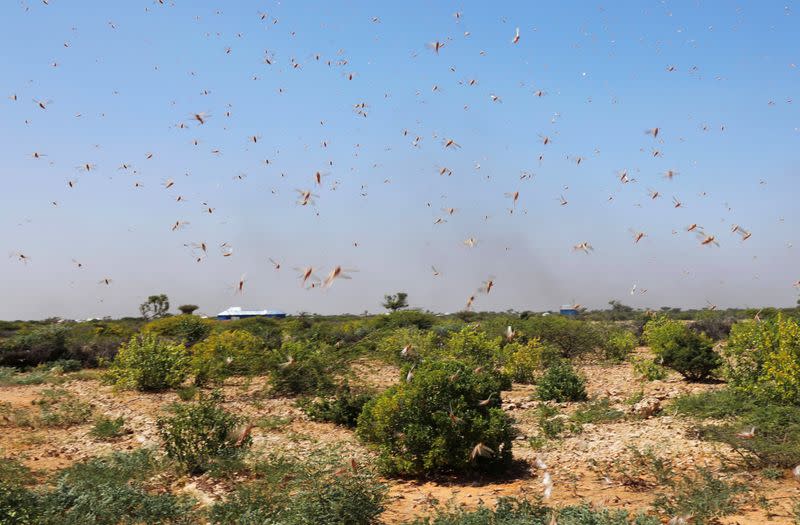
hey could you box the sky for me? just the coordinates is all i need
[0,1,798,320]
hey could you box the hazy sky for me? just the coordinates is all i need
[1,1,798,320]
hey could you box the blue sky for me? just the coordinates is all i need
[1,1,798,319]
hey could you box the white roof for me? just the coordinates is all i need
[217,306,285,316]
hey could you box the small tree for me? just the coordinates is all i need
[140,294,170,320]
[178,304,199,315]
[382,292,409,312]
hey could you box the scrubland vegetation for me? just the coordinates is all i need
[1,304,800,523]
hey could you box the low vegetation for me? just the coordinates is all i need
[1,306,799,523]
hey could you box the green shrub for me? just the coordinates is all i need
[601,329,638,362]
[33,388,93,427]
[266,340,336,396]
[157,391,249,474]
[631,357,669,381]
[644,317,720,381]
[721,315,800,404]
[223,317,282,348]
[303,382,373,428]
[0,458,34,487]
[404,496,659,525]
[176,385,198,401]
[643,316,687,355]
[499,338,558,383]
[210,453,386,525]
[106,334,189,391]
[674,389,800,467]
[660,330,719,381]
[37,449,196,524]
[519,316,603,358]
[443,326,503,366]
[536,361,588,402]
[0,482,39,524]
[652,468,745,525]
[535,404,569,439]
[672,389,756,419]
[255,415,293,431]
[357,360,514,476]
[142,315,214,346]
[64,320,138,366]
[190,330,268,385]
[690,316,734,341]
[0,325,68,367]
[90,415,126,439]
[372,310,437,330]
[570,398,624,425]
[698,404,800,468]
[373,327,438,363]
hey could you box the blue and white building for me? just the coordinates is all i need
[216,306,287,320]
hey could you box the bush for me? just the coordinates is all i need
[210,453,386,525]
[90,415,126,440]
[223,317,283,348]
[674,389,800,467]
[660,331,719,381]
[37,449,196,524]
[303,382,373,428]
[631,357,669,381]
[357,360,514,476]
[721,315,800,404]
[519,316,603,358]
[571,398,624,425]
[372,310,437,330]
[64,320,139,367]
[536,361,588,402]
[690,316,734,341]
[535,404,574,439]
[157,391,249,474]
[142,315,214,346]
[106,334,189,391]
[442,326,502,366]
[404,496,659,525]
[652,468,745,525]
[34,388,93,427]
[601,329,638,362]
[644,317,720,381]
[0,325,68,367]
[190,330,268,385]
[642,316,687,355]
[698,404,800,468]
[266,340,336,396]
[0,482,39,524]
[373,327,439,364]
[499,338,558,383]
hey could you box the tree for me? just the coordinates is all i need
[382,292,408,312]
[608,299,635,321]
[140,294,170,320]
[178,304,199,315]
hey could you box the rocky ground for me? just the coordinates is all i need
[1,350,799,523]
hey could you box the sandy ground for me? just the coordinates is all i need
[1,353,799,523]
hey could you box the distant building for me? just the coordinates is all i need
[216,306,287,320]
[559,305,579,316]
